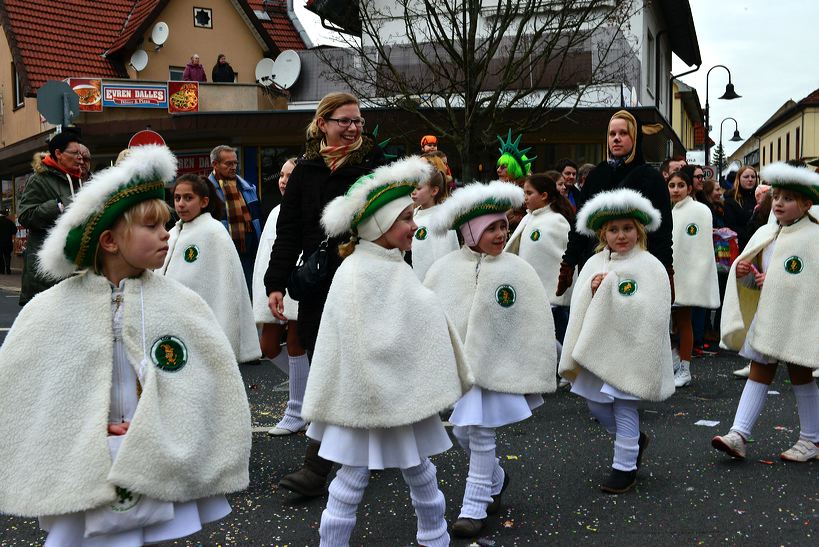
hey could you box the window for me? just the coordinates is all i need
[762,146,766,166]
[169,66,185,80]
[769,142,773,164]
[786,132,790,160]
[12,62,24,109]
[777,137,781,161]
[193,7,213,28]
[646,31,655,97]
[796,127,800,159]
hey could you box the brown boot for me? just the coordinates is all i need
[278,441,333,497]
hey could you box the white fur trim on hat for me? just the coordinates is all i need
[37,145,178,280]
[760,162,819,188]
[428,180,524,236]
[321,156,433,237]
[575,188,662,236]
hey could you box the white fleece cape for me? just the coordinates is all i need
[720,216,819,368]
[412,205,459,282]
[0,271,251,517]
[671,197,720,308]
[558,247,675,401]
[252,205,298,323]
[160,213,261,363]
[302,240,473,429]
[424,246,557,394]
[505,206,573,306]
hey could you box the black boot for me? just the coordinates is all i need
[636,432,650,469]
[278,441,333,497]
[486,470,510,515]
[451,517,485,538]
[599,467,637,494]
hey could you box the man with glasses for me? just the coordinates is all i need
[17,130,85,305]
[208,145,262,291]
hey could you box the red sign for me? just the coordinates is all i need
[176,153,212,176]
[68,78,102,112]
[168,81,199,113]
[128,130,166,148]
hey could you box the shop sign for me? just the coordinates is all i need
[168,82,199,113]
[102,84,168,108]
[68,78,102,112]
[177,152,212,176]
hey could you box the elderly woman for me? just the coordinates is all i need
[557,110,674,297]
[264,92,387,497]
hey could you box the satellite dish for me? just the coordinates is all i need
[255,58,276,84]
[150,22,169,50]
[272,50,301,90]
[130,49,149,72]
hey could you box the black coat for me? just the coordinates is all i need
[211,63,235,83]
[722,187,756,250]
[0,215,15,251]
[264,136,387,350]
[563,121,673,271]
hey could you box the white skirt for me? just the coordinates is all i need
[739,315,774,364]
[40,495,231,547]
[449,386,543,428]
[570,368,641,403]
[307,415,452,470]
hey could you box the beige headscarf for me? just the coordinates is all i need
[607,110,663,165]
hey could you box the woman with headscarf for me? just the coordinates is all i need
[264,91,387,498]
[556,110,674,298]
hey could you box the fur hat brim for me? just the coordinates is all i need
[761,162,819,204]
[575,188,662,236]
[428,180,524,236]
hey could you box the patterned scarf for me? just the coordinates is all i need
[320,136,363,172]
[218,177,253,252]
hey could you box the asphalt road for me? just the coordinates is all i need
[0,293,816,545]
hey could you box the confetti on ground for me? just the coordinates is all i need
[758,460,774,465]
[503,519,515,528]
[767,390,780,395]
[694,420,720,427]
[674,412,687,417]
[505,455,519,460]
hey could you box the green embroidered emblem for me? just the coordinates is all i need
[618,279,637,296]
[784,256,803,274]
[415,227,428,240]
[495,284,516,308]
[530,229,541,242]
[151,335,188,372]
[112,486,142,512]
[685,223,699,236]
[183,244,199,263]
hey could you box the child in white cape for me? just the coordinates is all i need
[251,158,310,435]
[712,162,819,462]
[159,174,261,364]
[302,156,473,547]
[424,180,557,538]
[559,188,674,494]
[0,145,251,545]
[410,162,458,280]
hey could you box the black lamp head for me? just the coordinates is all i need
[720,83,741,100]
[730,130,742,142]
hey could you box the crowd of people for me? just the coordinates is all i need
[0,91,817,546]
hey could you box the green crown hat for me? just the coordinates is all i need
[428,180,524,236]
[37,145,177,279]
[575,188,662,236]
[321,156,433,237]
[497,129,536,175]
[760,162,819,204]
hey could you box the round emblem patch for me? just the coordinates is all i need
[415,227,428,240]
[111,486,142,512]
[183,245,200,263]
[529,229,541,242]
[151,335,188,372]
[784,256,803,274]
[495,284,516,308]
[685,223,699,236]
[618,279,637,296]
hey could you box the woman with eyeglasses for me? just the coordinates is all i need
[263,92,387,497]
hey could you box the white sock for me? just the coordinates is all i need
[793,382,819,443]
[320,465,369,546]
[731,379,768,439]
[453,425,504,494]
[401,459,449,547]
[275,353,310,431]
[613,434,640,471]
[587,400,616,435]
[459,426,499,519]
[613,400,640,438]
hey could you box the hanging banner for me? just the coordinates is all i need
[168,81,199,113]
[102,83,168,108]
[68,78,102,112]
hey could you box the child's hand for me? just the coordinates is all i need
[754,271,766,288]
[735,260,752,277]
[590,273,607,295]
[107,422,130,436]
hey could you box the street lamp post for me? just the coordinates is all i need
[718,117,742,183]
[704,65,741,166]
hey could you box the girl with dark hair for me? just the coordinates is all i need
[506,172,575,342]
[159,175,261,365]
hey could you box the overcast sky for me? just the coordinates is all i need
[672,0,819,159]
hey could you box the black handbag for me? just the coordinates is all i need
[286,237,330,301]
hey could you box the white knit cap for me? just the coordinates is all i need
[356,195,414,241]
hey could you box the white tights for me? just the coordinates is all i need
[452,425,504,519]
[586,399,640,471]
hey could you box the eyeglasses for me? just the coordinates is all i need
[326,117,365,128]
[61,149,84,158]
[694,174,705,179]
